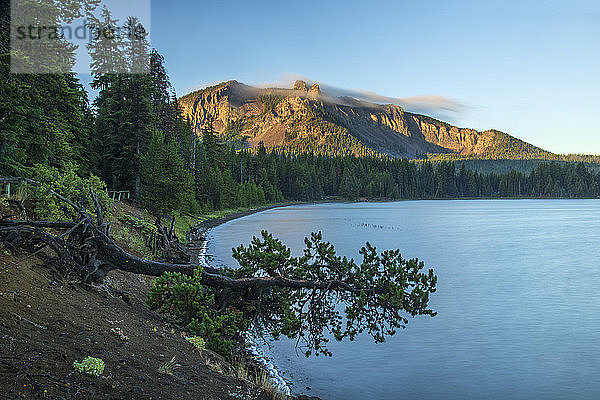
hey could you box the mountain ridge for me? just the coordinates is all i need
[179,80,553,159]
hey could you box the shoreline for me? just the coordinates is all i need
[187,202,302,397]
[191,201,302,233]
[186,195,600,263]
[187,202,303,266]
[194,195,599,234]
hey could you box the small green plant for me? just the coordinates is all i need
[234,362,250,382]
[186,335,206,350]
[158,356,180,375]
[0,242,10,256]
[73,356,104,377]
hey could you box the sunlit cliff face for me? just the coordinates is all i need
[178,80,552,159]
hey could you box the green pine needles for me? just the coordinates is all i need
[186,336,206,350]
[147,268,248,357]
[148,230,437,358]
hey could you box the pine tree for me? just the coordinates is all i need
[140,131,194,215]
[0,1,96,175]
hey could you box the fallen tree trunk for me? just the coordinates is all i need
[0,180,372,291]
[0,218,209,282]
[0,218,383,294]
[0,177,416,295]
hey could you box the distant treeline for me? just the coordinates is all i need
[427,152,600,169]
[207,146,600,207]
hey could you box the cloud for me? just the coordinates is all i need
[259,74,466,121]
[186,74,467,122]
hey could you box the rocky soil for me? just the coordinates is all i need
[0,252,283,399]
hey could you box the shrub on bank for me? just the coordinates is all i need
[29,164,112,222]
[147,268,247,357]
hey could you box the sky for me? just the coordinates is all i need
[146,0,600,155]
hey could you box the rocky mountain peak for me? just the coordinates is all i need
[178,80,552,160]
[308,83,321,98]
[293,80,308,91]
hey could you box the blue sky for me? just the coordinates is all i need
[147,0,600,154]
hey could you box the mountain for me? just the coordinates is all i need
[179,80,553,159]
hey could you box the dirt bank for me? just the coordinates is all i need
[0,199,291,399]
[0,251,279,399]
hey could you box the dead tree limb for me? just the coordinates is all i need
[0,177,411,297]
[0,218,383,294]
[0,179,439,356]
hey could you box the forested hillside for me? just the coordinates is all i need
[2,50,600,218]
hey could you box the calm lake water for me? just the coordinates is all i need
[206,200,600,399]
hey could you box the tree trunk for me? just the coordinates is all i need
[0,178,386,297]
[135,141,141,200]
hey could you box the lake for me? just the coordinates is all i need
[206,200,600,399]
